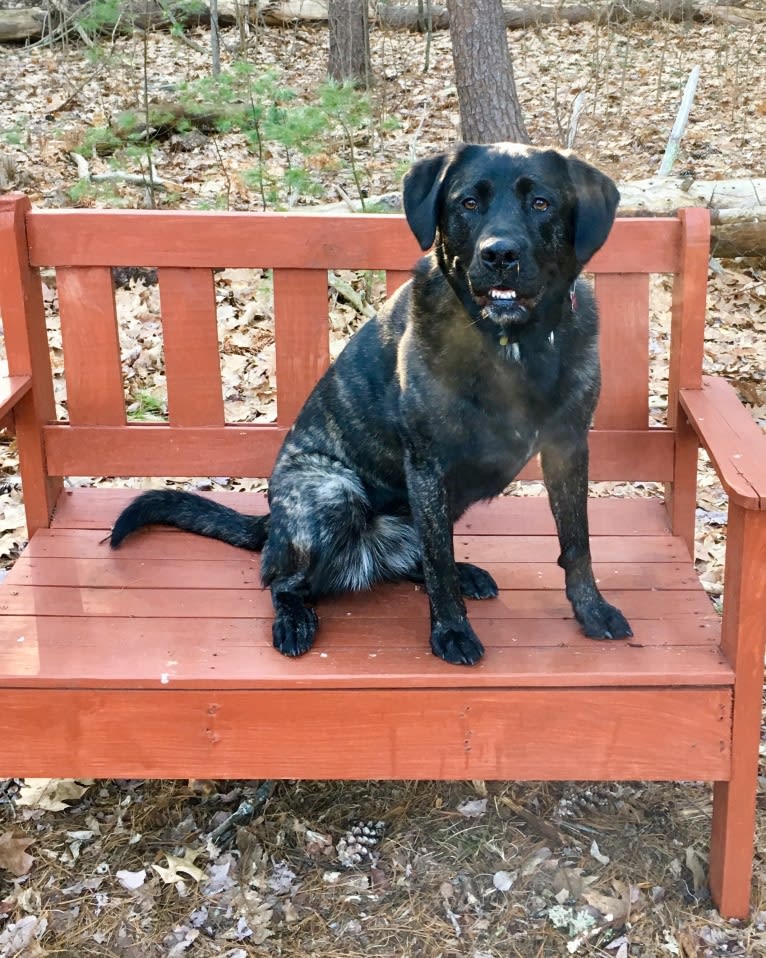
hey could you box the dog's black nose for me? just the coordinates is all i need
[479,237,520,271]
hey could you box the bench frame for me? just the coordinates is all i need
[1,194,765,918]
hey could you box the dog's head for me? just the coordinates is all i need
[402,143,619,332]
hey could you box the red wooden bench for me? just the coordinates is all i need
[0,195,764,918]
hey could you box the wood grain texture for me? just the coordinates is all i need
[57,267,125,426]
[26,211,682,273]
[0,614,726,690]
[0,688,731,780]
[594,273,649,428]
[709,506,766,918]
[0,375,32,420]
[665,207,710,543]
[681,376,766,508]
[0,195,62,531]
[159,268,225,426]
[41,425,675,481]
[273,268,330,423]
[43,423,287,477]
[12,555,702,592]
[49,488,673,534]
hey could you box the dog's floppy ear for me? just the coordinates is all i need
[566,157,620,266]
[402,151,455,251]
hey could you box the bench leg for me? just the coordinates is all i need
[709,779,759,918]
[708,505,766,918]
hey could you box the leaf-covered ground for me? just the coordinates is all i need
[0,9,765,956]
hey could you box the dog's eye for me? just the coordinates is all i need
[462,197,479,211]
[532,197,550,212]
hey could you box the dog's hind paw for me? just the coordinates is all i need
[457,562,499,599]
[430,622,485,665]
[272,603,319,657]
[577,600,633,641]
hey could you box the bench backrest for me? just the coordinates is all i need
[0,196,710,541]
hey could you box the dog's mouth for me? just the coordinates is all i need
[473,286,538,326]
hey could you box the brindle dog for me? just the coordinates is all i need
[111,143,633,665]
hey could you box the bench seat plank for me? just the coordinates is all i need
[49,488,673,534]
[0,614,729,689]
[27,526,694,563]
[0,492,725,695]
[11,556,702,591]
[0,581,715,621]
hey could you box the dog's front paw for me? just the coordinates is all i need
[576,599,633,640]
[430,621,485,665]
[272,604,319,656]
[457,562,499,599]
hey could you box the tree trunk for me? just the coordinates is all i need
[328,0,370,86]
[445,0,529,143]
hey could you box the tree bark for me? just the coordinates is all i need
[327,0,370,86]
[445,0,529,143]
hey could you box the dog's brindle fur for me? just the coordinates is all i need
[111,143,632,665]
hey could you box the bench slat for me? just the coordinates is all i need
[24,527,693,563]
[159,268,225,426]
[25,211,682,273]
[0,687,731,781]
[47,488,673,534]
[594,273,650,428]
[386,270,411,296]
[273,268,330,423]
[0,613,726,688]
[57,267,125,426]
[11,556,702,591]
[0,582,713,621]
[41,424,675,480]
[46,489,672,534]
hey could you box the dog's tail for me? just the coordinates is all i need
[109,489,269,551]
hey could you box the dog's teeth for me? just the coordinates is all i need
[489,288,517,300]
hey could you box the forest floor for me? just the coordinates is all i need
[0,7,765,957]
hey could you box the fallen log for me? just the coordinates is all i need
[318,177,766,258]
[2,0,758,44]
[619,177,766,257]
[0,6,46,41]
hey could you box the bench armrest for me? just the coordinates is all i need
[0,375,32,424]
[680,375,766,510]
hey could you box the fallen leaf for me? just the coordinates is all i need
[0,832,34,876]
[153,849,205,884]
[115,868,147,890]
[590,839,611,865]
[456,798,487,818]
[17,779,92,812]
[492,870,515,891]
[583,887,631,923]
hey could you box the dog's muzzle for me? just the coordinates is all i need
[473,285,540,329]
